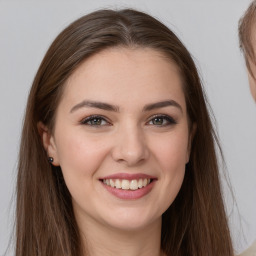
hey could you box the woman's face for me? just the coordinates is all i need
[246,25,256,101]
[43,47,193,232]
[247,58,256,101]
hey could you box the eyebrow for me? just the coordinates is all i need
[143,100,183,113]
[70,100,119,113]
[70,99,182,113]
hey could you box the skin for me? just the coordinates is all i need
[41,47,194,256]
[247,59,256,100]
[241,19,256,256]
[247,23,256,101]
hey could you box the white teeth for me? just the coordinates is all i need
[115,179,121,189]
[129,180,138,190]
[121,180,130,190]
[102,178,151,190]
[143,178,148,187]
[110,179,115,188]
[138,179,143,188]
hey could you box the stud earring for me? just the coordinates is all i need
[48,157,54,163]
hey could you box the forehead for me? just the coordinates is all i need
[61,47,186,110]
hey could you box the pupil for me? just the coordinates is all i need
[154,117,163,125]
[92,118,101,125]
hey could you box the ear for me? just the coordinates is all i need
[37,122,60,166]
[186,123,197,163]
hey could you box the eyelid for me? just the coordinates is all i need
[146,114,177,125]
[80,115,111,126]
[79,114,176,126]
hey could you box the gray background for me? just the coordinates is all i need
[0,0,255,255]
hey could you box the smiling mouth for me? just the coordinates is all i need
[100,178,153,190]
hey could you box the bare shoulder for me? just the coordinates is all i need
[239,240,256,256]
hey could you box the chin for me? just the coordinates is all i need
[101,207,162,232]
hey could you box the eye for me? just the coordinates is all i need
[147,115,177,126]
[81,115,110,126]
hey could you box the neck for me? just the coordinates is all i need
[78,215,164,256]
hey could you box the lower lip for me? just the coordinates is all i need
[101,180,156,200]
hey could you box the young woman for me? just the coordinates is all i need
[16,9,234,256]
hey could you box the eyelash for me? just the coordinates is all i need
[146,114,177,126]
[80,115,110,126]
[80,114,177,127]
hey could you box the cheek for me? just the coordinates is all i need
[54,131,113,212]
[249,74,256,101]
[150,130,188,207]
[159,138,187,188]
[151,130,189,172]
[54,129,110,184]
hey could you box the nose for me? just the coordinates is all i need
[111,124,149,166]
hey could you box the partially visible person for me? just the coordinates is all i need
[239,0,256,101]
[240,242,256,256]
[238,1,256,255]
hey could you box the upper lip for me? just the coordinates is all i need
[99,173,157,180]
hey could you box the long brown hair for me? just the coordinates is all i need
[16,9,233,256]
